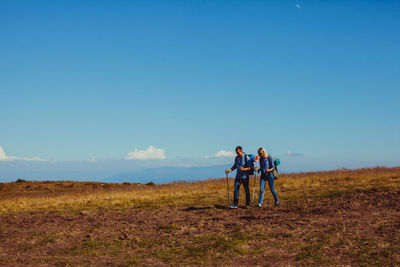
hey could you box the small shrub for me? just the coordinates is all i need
[16,179,26,183]
[146,182,155,186]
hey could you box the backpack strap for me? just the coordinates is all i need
[267,155,273,170]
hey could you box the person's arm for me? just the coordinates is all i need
[267,156,274,172]
[230,162,237,171]
[259,158,265,173]
[257,157,263,172]
[241,167,251,171]
[226,158,237,173]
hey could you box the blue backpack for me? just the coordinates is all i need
[244,154,256,175]
[267,156,280,179]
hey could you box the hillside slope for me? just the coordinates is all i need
[0,167,399,266]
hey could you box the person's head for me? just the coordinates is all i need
[258,147,268,158]
[235,146,243,156]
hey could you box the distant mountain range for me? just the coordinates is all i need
[109,164,230,184]
[1,156,394,184]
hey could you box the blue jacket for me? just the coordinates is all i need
[231,155,249,179]
[259,156,274,174]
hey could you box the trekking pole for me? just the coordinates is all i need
[226,173,230,205]
[252,172,256,205]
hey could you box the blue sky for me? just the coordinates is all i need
[0,0,399,181]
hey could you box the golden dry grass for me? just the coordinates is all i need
[1,166,399,214]
[1,167,399,266]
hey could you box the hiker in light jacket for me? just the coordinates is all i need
[255,147,279,207]
[225,146,251,209]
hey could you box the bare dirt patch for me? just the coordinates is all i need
[1,188,399,266]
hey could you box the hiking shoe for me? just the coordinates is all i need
[275,202,280,207]
[257,203,262,208]
[229,205,238,209]
[245,205,250,209]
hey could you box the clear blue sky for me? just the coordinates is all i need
[0,0,399,180]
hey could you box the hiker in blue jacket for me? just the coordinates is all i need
[255,147,279,207]
[225,146,251,209]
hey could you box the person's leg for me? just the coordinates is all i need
[243,176,250,206]
[267,174,279,204]
[233,178,241,206]
[259,174,266,206]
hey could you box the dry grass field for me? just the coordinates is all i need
[0,167,399,266]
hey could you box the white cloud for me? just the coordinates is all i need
[0,147,8,161]
[296,4,301,8]
[203,150,235,159]
[214,150,235,157]
[0,146,46,161]
[88,156,96,163]
[286,150,303,157]
[125,145,166,160]
[23,157,46,161]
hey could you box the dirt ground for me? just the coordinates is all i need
[1,188,399,266]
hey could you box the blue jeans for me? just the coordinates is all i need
[259,172,278,205]
[233,175,250,206]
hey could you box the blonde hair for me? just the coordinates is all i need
[258,147,268,158]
